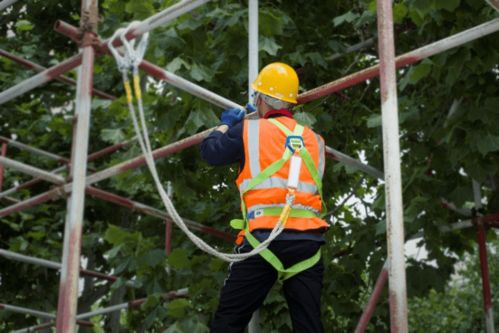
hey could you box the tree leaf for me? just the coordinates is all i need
[100,128,125,144]
[259,37,281,56]
[332,11,359,27]
[15,20,33,31]
[166,299,191,319]
[168,248,191,269]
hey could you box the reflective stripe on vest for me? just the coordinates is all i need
[247,120,261,177]
[238,176,317,194]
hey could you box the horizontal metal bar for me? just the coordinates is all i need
[298,18,499,104]
[0,54,83,105]
[482,212,499,224]
[326,146,384,179]
[327,37,376,62]
[12,288,188,333]
[0,139,132,200]
[439,219,473,232]
[0,0,18,11]
[127,0,209,37]
[0,136,69,163]
[0,248,134,286]
[0,156,66,184]
[440,198,472,216]
[0,165,65,200]
[77,288,188,320]
[0,49,115,100]
[0,303,56,319]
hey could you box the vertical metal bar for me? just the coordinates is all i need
[355,263,389,333]
[55,1,97,332]
[248,1,261,331]
[248,0,258,104]
[473,180,495,333]
[0,142,7,190]
[376,1,408,332]
[476,220,495,333]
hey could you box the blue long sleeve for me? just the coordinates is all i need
[200,122,244,167]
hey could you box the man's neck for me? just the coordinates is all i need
[263,109,293,119]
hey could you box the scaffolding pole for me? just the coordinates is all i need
[297,18,499,104]
[0,142,6,190]
[0,138,132,200]
[0,49,115,100]
[0,248,136,286]
[376,1,408,331]
[0,303,94,328]
[0,156,65,184]
[55,1,97,331]
[0,53,84,105]
[355,263,389,333]
[247,1,261,331]
[0,135,69,163]
[473,180,495,333]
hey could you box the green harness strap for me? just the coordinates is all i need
[235,119,324,281]
[268,119,326,215]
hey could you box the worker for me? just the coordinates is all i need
[201,62,329,333]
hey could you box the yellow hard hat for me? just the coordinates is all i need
[252,62,299,104]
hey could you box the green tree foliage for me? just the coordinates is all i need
[0,0,498,331]
[409,237,499,332]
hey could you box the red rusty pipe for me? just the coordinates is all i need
[476,218,494,331]
[0,49,115,100]
[355,266,389,333]
[297,18,499,104]
[481,212,499,224]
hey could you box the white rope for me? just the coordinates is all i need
[107,24,288,262]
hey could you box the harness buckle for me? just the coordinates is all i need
[248,209,264,220]
[285,135,304,153]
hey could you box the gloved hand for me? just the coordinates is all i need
[220,107,245,127]
[245,103,256,114]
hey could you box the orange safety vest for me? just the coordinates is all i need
[234,116,329,244]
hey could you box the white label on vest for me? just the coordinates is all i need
[287,155,302,189]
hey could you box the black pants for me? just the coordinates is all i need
[211,240,324,333]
